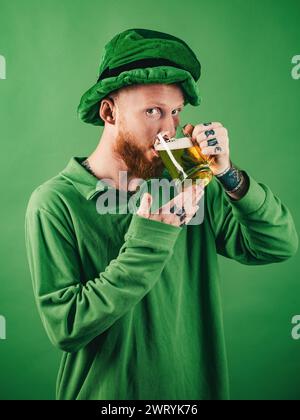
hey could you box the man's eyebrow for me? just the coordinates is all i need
[145,102,184,108]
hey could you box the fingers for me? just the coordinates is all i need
[181,185,204,219]
[161,213,182,227]
[136,193,152,219]
[192,122,223,139]
[194,182,205,203]
[192,126,229,157]
[136,186,203,227]
[195,126,227,144]
[199,136,229,156]
[183,123,194,137]
[179,183,204,208]
[184,124,229,157]
[159,182,204,218]
[184,204,200,225]
[201,145,225,156]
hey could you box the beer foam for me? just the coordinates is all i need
[154,136,193,151]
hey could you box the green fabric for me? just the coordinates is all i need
[24,157,298,400]
[77,28,202,126]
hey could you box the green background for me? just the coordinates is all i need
[0,0,299,400]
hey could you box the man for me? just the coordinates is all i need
[25,28,298,400]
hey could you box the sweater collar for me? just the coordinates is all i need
[60,157,109,201]
[60,156,172,201]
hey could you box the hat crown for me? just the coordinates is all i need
[78,28,202,126]
[98,28,201,81]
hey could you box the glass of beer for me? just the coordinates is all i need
[154,125,214,187]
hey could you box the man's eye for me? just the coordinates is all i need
[172,109,181,116]
[146,108,161,117]
[145,108,182,118]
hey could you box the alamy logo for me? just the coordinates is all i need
[0,55,6,80]
[0,315,6,340]
[291,315,300,340]
[291,55,300,80]
[95,172,205,226]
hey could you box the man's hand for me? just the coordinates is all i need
[183,122,231,176]
[137,183,204,227]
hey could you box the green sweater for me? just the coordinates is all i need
[24,156,298,400]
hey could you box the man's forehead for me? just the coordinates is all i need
[123,83,184,105]
[142,99,185,109]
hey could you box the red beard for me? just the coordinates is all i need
[112,128,165,180]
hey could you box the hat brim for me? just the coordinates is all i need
[77,66,202,126]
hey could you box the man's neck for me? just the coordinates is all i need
[85,137,139,193]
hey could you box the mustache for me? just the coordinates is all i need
[114,133,165,179]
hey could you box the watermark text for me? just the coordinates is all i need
[0,315,6,340]
[291,315,300,340]
[291,55,300,80]
[0,55,6,80]
[95,172,205,226]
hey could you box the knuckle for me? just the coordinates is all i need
[173,217,181,227]
[193,125,203,137]
[195,133,205,142]
[162,214,172,224]
[219,127,227,136]
[137,213,148,219]
[165,215,180,226]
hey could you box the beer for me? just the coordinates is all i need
[154,134,213,186]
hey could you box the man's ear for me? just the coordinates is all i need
[99,97,116,124]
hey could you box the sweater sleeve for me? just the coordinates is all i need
[25,207,181,353]
[207,171,298,265]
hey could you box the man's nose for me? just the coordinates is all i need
[159,123,177,139]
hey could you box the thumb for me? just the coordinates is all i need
[137,193,152,218]
[183,123,194,137]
